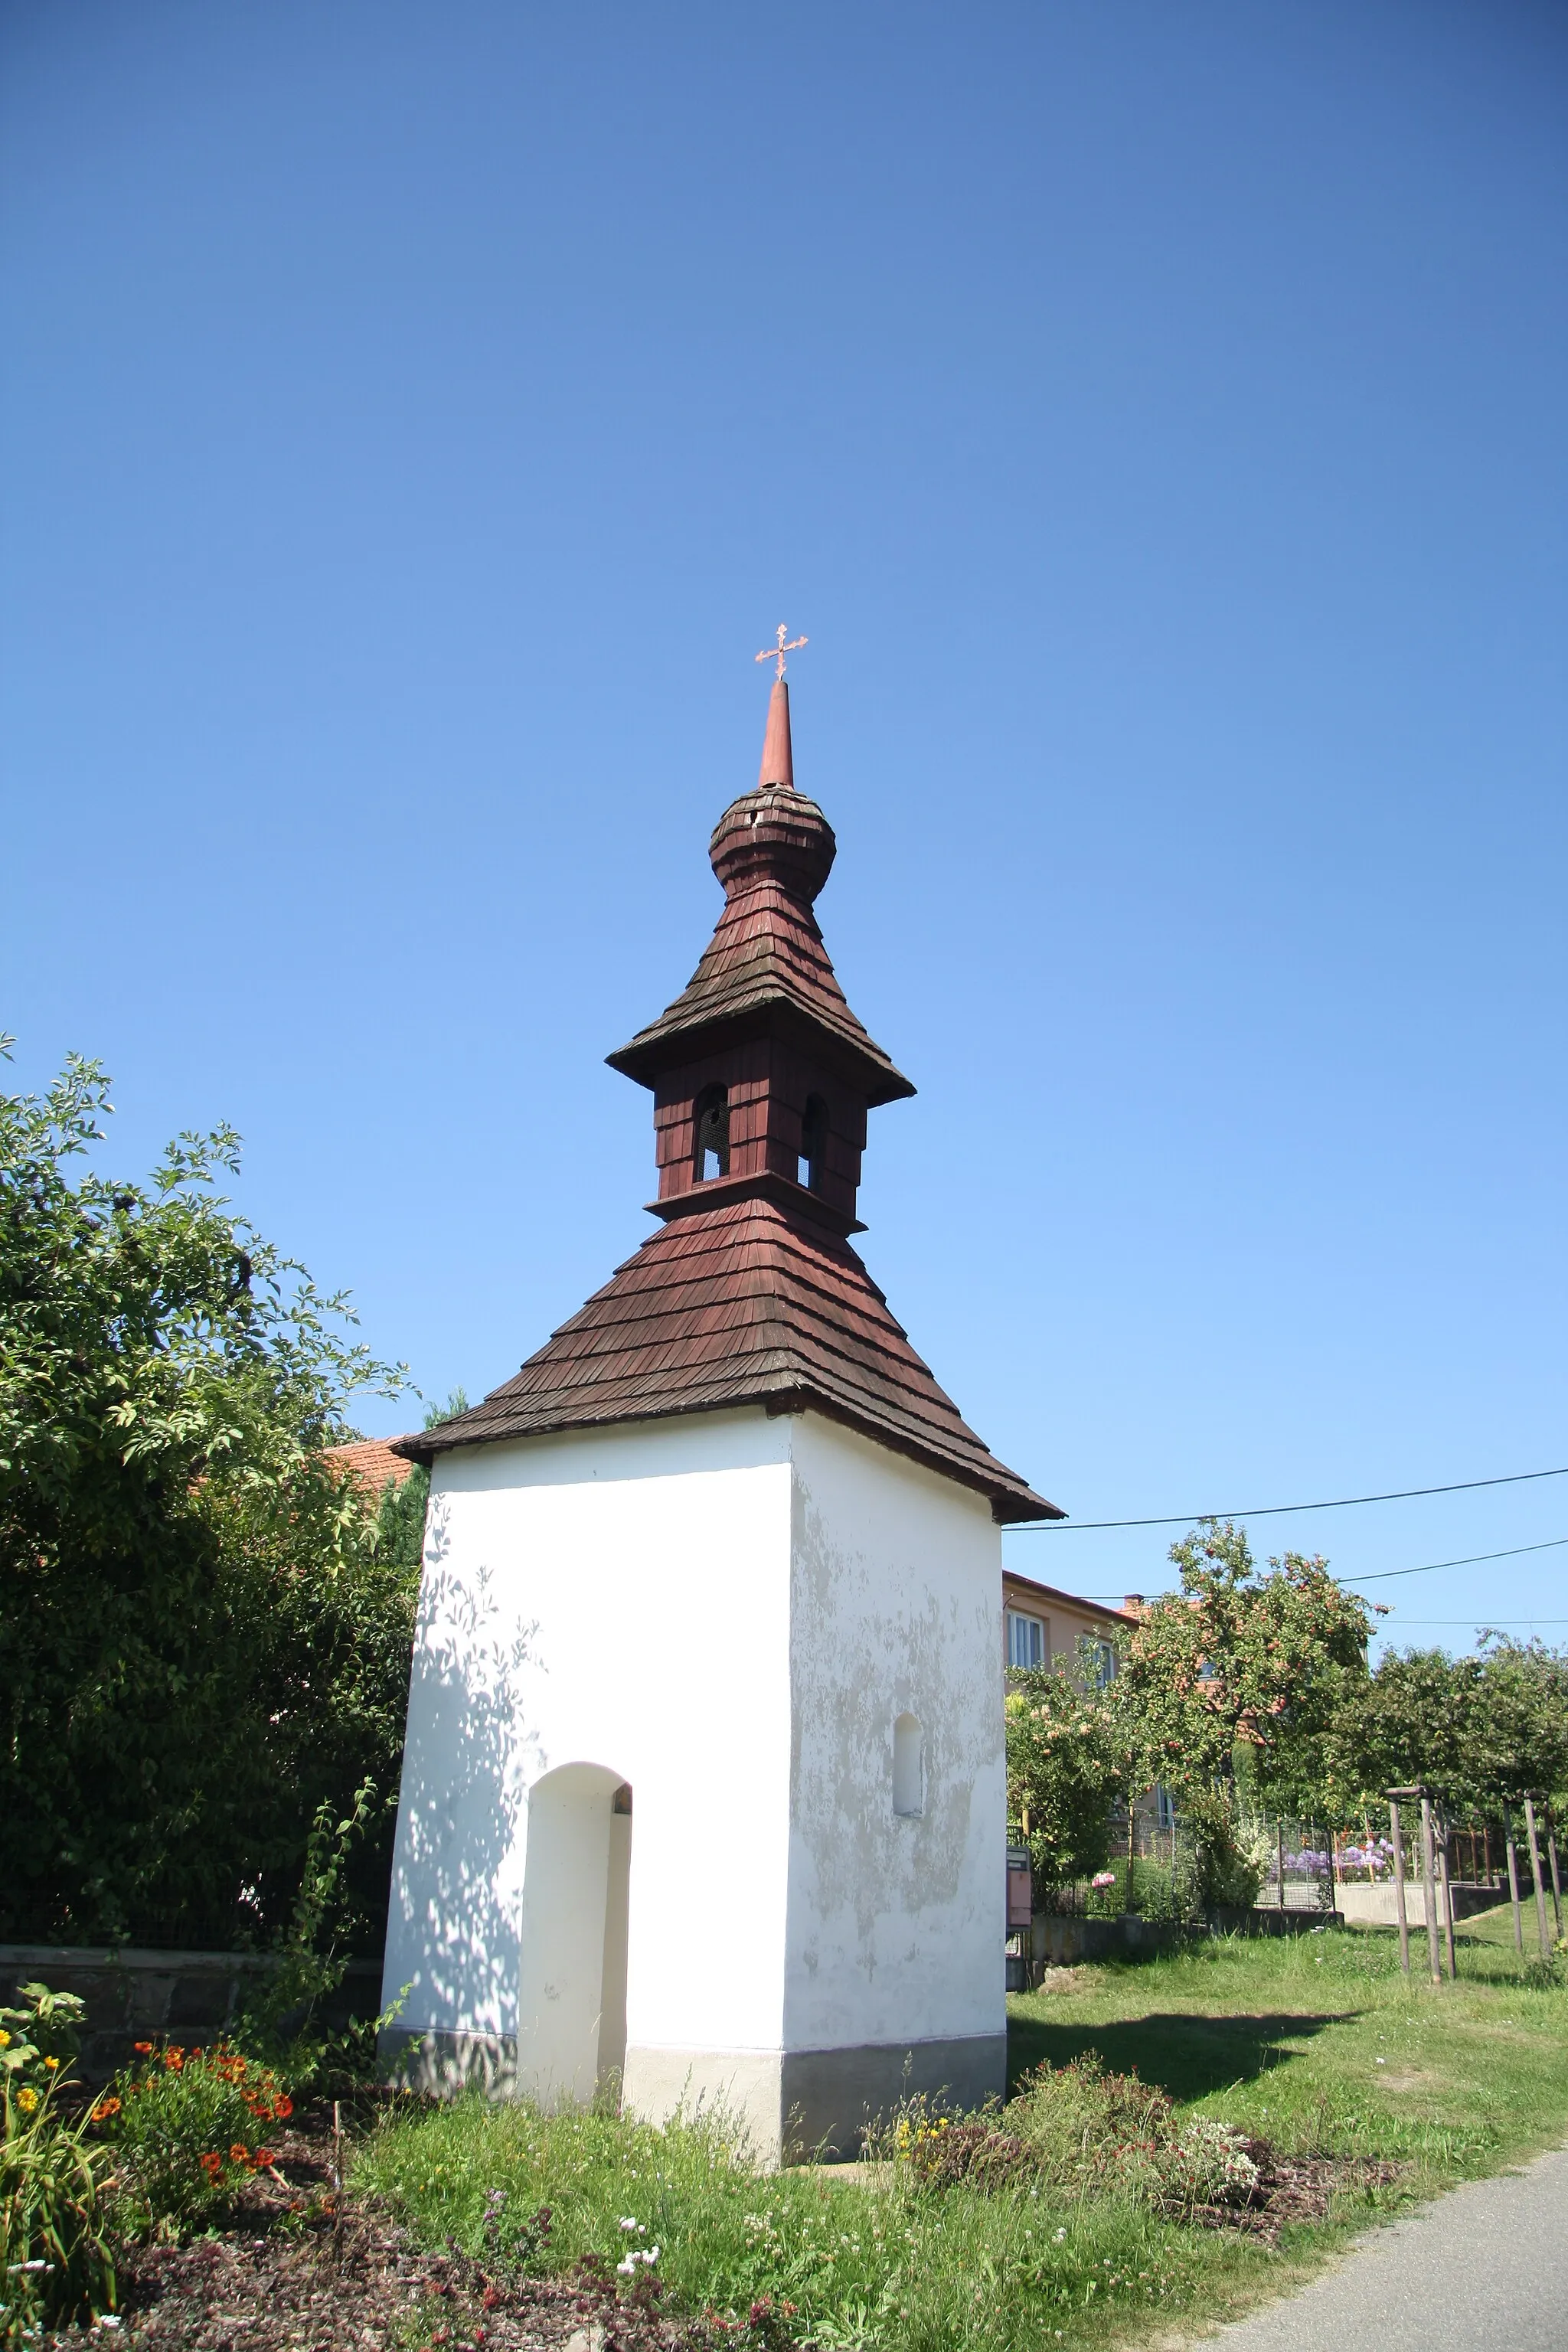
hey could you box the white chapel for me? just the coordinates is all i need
[381,669,1060,2158]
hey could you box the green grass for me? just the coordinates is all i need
[351,1915,1568,2352]
[1012,1909,1568,2187]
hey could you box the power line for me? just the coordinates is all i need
[1009,1465,1568,1532]
[1347,1537,1568,1585]
[1377,1619,1568,1628]
[1076,1536,1568,1606]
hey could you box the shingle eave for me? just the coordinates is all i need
[393,1377,1059,1524]
[607,981,915,1102]
[390,1199,1061,1524]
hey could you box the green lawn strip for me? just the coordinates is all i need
[1008,1922,1568,2339]
[351,1929,1568,2352]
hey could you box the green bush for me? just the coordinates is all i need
[92,2041,292,2238]
[1180,1790,1269,1909]
[0,1985,115,2343]
[1004,1658,1131,1890]
[1085,1855,1196,1918]
[0,1046,413,1948]
[234,1775,407,2092]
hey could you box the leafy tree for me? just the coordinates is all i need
[373,1460,430,1568]
[1115,1521,1373,1802]
[0,1044,413,1945]
[1317,1648,1487,1815]
[1313,1638,1568,1825]
[1474,1636,1568,1806]
[1005,1648,1134,1888]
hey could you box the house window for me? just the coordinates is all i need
[798,1094,828,1192]
[1093,1640,1117,1688]
[893,1713,924,1816]
[1006,1611,1047,1671]
[1154,1783,1175,1831]
[693,1085,730,1182]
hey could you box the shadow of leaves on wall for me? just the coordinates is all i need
[384,1494,539,2086]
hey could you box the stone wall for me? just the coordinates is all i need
[0,1945,383,2082]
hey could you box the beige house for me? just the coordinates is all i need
[1001,1567,1142,1683]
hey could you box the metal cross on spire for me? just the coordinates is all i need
[755,623,808,681]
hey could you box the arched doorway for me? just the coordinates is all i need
[515,1762,632,2105]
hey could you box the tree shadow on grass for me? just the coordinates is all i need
[1007,2010,1356,2102]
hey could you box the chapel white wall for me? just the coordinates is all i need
[783,1413,1006,2056]
[383,1402,1009,2134]
[382,1409,796,2079]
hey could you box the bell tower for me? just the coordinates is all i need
[607,676,912,1240]
[384,667,1060,2159]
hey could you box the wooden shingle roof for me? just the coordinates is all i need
[606,782,914,1104]
[396,1196,1060,1524]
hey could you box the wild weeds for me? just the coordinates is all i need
[871,2063,1261,2220]
[0,1984,116,2344]
[353,2089,1250,2350]
[357,1924,1568,2348]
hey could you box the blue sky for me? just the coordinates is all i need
[3,2,1564,1654]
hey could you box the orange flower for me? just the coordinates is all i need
[133,2041,153,2055]
[254,2148,274,2168]
[90,2097,122,2121]
[200,2153,223,2177]
[273,2095,293,2120]
[230,2143,249,2164]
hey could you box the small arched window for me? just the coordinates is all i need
[893,1713,925,1818]
[693,1085,730,1182]
[798,1094,828,1193]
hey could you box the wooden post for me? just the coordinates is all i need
[1388,1794,1411,1978]
[1436,1812,1457,1981]
[1127,1805,1136,1916]
[1419,1793,1443,1983]
[332,2097,344,2268]
[1549,1820,1563,1942]
[1277,1821,1287,1914]
[1325,1821,1338,1918]
[1504,1802,1525,1958]
[1523,1795,1551,1960]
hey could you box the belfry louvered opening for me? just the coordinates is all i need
[693,1084,730,1182]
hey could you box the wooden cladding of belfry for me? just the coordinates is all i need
[397,700,1060,1526]
[652,1041,867,1214]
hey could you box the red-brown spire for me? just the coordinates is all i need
[757,676,794,790]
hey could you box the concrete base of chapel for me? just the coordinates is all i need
[622,2032,1008,2164]
[380,2029,1008,2166]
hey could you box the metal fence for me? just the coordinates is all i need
[1029,1808,1339,1919]
[1024,1804,1557,1926]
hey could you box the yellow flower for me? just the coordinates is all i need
[44,2056,59,2071]
[17,2087,38,2112]
[0,2031,11,2047]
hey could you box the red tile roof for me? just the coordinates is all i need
[396,1195,1060,1524]
[1002,1567,1139,1628]
[325,1436,420,1499]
